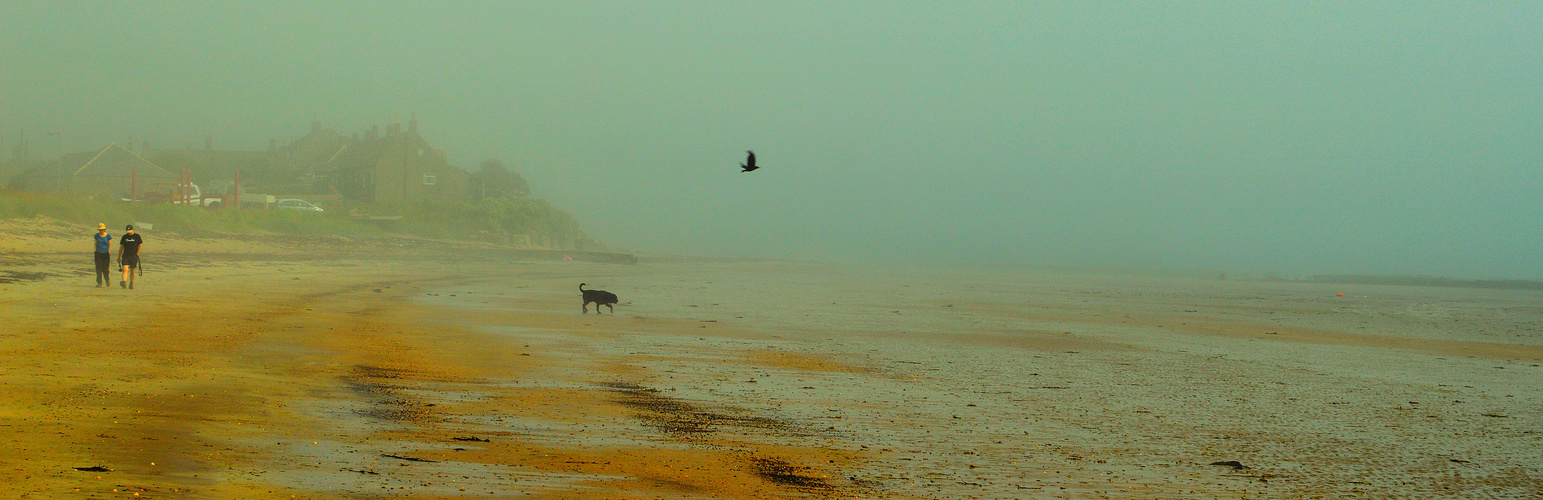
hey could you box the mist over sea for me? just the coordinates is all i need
[4,3,1540,279]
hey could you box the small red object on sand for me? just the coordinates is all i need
[1335,292,1345,297]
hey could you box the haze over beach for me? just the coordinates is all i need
[2,3,1542,499]
[3,2,1540,277]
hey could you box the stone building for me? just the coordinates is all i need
[328,116,468,204]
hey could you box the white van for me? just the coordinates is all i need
[276,199,324,213]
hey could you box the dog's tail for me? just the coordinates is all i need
[579,282,587,292]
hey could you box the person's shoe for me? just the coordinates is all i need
[128,282,134,290]
[96,283,103,288]
[120,281,126,289]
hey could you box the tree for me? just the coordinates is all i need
[471,158,530,199]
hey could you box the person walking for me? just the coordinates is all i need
[119,224,143,289]
[93,223,113,287]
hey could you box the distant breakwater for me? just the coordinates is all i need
[1308,274,1542,291]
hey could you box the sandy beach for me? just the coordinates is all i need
[1,217,1540,499]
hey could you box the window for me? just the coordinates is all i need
[423,173,437,186]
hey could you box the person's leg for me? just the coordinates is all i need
[121,262,129,288]
[127,258,135,289]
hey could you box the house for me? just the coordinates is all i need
[281,120,351,188]
[329,116,469,204]
[143,134,298,196]
[144,148,289,192]
[288,120,350,166]
[12,143,178,198]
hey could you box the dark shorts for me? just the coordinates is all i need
[121,254,140,269]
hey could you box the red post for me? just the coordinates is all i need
[233,168,242,210]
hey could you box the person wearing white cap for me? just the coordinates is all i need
[93,223,113,287]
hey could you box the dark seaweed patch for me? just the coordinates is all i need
[599,382,858,494]
[599,381,797,437]
[382,453,439,463]
[748,457,835,491]
[344,365,436,423]
[352,364,409,380]
[0,271,47,284]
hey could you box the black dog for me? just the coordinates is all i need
[579,283,618,314]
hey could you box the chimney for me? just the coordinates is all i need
[408,113,418,134]
[368,124,379,140]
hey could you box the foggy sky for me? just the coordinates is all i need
[3,2,1540,279]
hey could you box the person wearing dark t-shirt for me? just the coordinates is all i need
[119,225,143,289]
[93,223,113,287]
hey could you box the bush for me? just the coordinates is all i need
[398,197,587,241]
[0,192,384,238]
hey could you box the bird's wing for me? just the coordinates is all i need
[746,151,756,166]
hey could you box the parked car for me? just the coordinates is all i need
[276,199,324,213]
[206,193,276,209]
[167,183,221,206]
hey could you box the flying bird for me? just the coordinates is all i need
[740,150,759,172]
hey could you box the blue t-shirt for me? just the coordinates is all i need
[94,233,112,253]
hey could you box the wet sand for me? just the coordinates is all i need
[2,217,1540,498]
